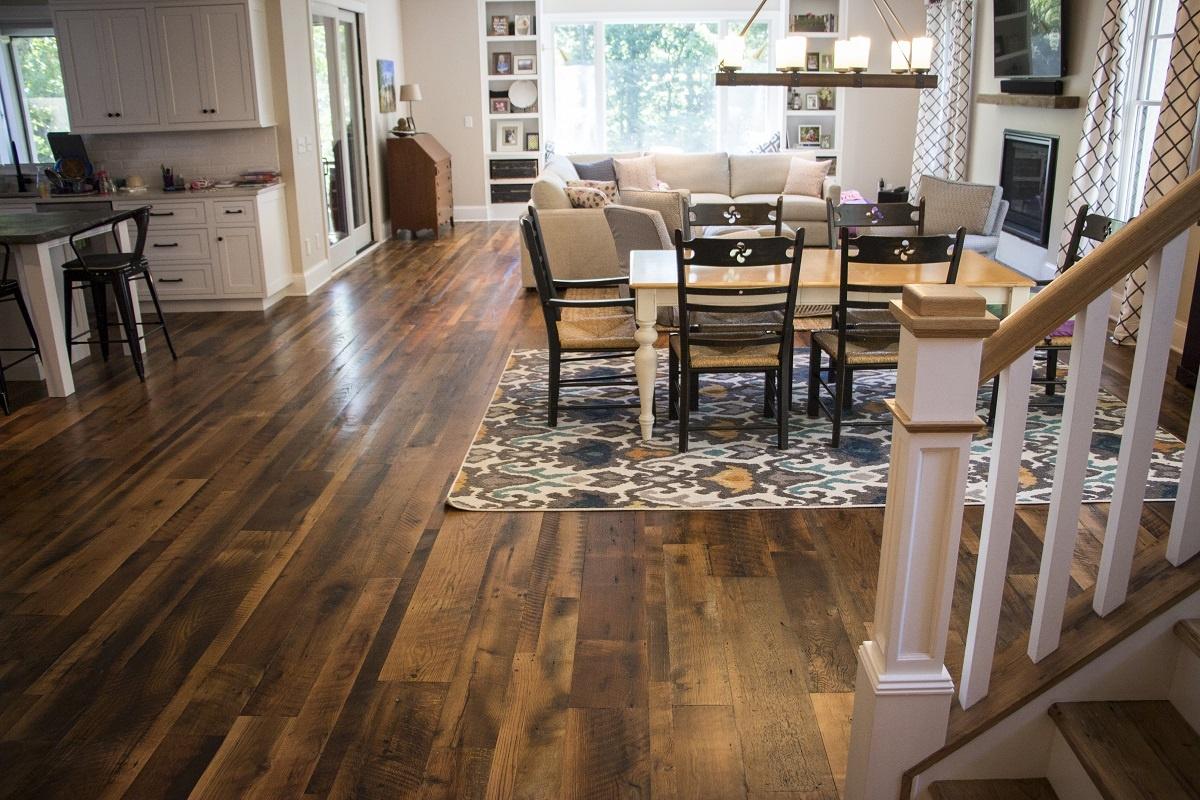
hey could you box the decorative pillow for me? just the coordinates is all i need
[654,180,671,191]
[613,155,659,190]
[565,186,611,209]
[567,179,619,203]
[753,132,783,153]
[574,158,617,182]
[782,156,832,198]
[920,175,1001,235]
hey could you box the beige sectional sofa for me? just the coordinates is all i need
[520,150,841,288]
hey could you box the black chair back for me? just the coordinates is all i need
[520,207,563,339]
[673,229,804,359]
[1,243,10,283]
[690,199,785,236]
[827,198,925,246]
[1062,204,1124,274]
[833,227,965,330]
[67,206,152,270]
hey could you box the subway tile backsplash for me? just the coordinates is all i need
[82,129,281,185]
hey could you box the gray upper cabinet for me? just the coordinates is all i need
[51,0,276,133]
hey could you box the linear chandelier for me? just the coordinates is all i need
[715,0,939,90]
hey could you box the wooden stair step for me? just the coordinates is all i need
[1048,701,1200,799]
[1177,619,1200,659]
[928,778,1059,799]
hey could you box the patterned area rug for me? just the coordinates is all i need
[447,350,1185,511]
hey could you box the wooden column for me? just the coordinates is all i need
[845,285,998,800]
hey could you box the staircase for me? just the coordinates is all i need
[840,167,1200,799]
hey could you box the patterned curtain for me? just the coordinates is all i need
[910,0,974,194]
[1056,0,1139,271]
[1113,0,1200,343]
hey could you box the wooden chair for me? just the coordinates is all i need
[61,206,176,382]
[689,199,787,238]
[669,228,805,452]
[1037,204,1124,396]
[826,197,925,246]
[520,206,642,427]
[807,227,965,447]
[0,243,40,414]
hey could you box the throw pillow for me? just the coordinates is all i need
[753,132,783,153]
[567,179,619,204]
[920,175,1000,235]
[613,155,659,191]
[574,158,617,182]
[782,157,832,198]
[565,186,611,209]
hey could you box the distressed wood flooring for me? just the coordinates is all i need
[0,222,1190,799]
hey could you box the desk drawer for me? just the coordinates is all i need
[117,200,208,226]
[212,199,256,223]
[147,265,216,296]
[145,229,210,262]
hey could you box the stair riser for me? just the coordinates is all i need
[1170,642,1200,731]
[1045,730,1104,800]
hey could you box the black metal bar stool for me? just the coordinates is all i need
[61,206,176,382]
[0,243,41,414]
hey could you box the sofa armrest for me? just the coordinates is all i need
[604,204,673,273]
[519,208,623,288]
[823,176,841,205]
[618,189,690,239]
[989,200,1010,236]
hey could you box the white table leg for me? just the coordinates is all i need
[15,242,74,397]
[112,220,144,355]
[634,287,659,441]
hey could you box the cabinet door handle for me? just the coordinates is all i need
[149,211,175,217]
[153,243,180,248]
[223,209,244,214]
[158,277,184,283]
[114,112,121,118]
[217,236,224,242]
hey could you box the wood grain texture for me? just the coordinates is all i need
[929,778,1060,799]
[0,223,1191,799]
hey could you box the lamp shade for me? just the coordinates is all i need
[777,36,807,70]
[399,83,423,102]
[717,34,745,70]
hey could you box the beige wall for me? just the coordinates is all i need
[364,0,407,241]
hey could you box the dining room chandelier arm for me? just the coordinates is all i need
[738,0,771,37]
[869,0,913,69]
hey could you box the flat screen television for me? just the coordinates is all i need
[994,0,1066,78]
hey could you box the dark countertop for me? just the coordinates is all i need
[0,209,129,245]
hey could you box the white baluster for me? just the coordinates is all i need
[846,285,997,800]
[1169,383,1200,566]
[1028,292,1109,662]
[1095,234,1189,615]
[960,348,1035,709]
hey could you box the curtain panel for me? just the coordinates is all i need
[1114,0,1200,343]
[910,0,974,194]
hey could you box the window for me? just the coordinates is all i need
[0,30,69,165]
[547,18,777,155]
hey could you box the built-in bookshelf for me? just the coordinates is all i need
[779,0,847,177]
[478,0,544,219]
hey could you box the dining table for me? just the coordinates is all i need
[627,246,1037,441]
[0,208,140,398]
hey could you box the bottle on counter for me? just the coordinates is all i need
[36,171,51,199]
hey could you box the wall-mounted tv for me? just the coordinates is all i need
[994,0,1066,78]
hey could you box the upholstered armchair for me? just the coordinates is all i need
[917,175,1010,259]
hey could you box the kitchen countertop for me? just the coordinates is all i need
[0,183,284,203]
[0,208,132,244]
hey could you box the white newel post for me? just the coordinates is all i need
[845,286,998,800]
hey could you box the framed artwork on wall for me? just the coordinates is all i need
[376,60,396,113]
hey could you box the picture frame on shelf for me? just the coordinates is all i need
[805,93,819,110]
[525,132,540,151]
[491,98,511,114]
[490,15,509,36]
[514,54,537,75]
[820,54,833,72]
[797,124,821,147]
[821,134,833,149]
[818,87,835,109]
[514,14,533,35]
[788,88,803,110]
[492,52,513,75]
[806,53,820,72]
[496,120,524,152]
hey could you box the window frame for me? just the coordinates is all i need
[0,24,61,166]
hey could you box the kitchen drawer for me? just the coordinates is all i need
[145,229,211,261]
[212,199,256,223]
[146,265,216,296]
[116,200,208,226]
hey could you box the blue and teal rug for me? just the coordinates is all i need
[447,350,1184,510]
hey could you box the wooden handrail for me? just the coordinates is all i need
[978,169,1200,382]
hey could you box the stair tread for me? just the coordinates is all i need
[1177,619,1200,659]
[928,778,1059,799]
[1049,701,1200,799]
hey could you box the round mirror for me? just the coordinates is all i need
[508,80,538,110]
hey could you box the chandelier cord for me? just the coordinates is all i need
[869,0,913,68]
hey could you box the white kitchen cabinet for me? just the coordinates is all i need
[53,7,159,128]
[213,226,262,295]
[51,0,276,133]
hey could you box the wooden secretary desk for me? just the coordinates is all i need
[387,133,454,239]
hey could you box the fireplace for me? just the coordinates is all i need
[999,130,1059,246]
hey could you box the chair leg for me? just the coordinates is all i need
[764,371,776,418]
[62,280,74,355]
[89,281,110,361]
[689,372,699,411]
[111,277,144,381]
[807,341,821,417]
[842,369,854,411]
[142,274,177,359]
[678,364,690,453]
[832,360,847,447]
[548,348,561,427]
[668,345,679,421]
[13,289,39,355]
[0,363,9,415]
[1045,349,1058,396]
[777,363,790,449]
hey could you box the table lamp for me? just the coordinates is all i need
[399,83,423,133]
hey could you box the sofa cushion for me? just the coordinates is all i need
[566,186,612,209]
[614,155,659,190]
[574,158,617,182]
[531,170,573,210]
[567,179,619,203]
[730,152,801,197]
[544,155,581,182]
[735,193,826,222]
[653,152,730,195]
[920,175,1001,235]
[783,157,832,198]
[689,192,735,206]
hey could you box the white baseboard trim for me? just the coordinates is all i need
[454,205,489,221]
[332,240,385,277]
[144,290,288,313]
[289,259,332,297]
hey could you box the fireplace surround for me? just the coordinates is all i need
[999,129,1059,246]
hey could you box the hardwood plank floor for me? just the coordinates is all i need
[0,222,1191,799]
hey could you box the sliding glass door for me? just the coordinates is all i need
[311,4,370,268]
